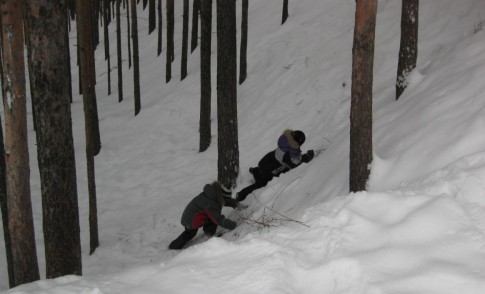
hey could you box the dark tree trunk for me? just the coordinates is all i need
[148,0,156,34]
[191,0,200,53]
[92,0,100,48]
[0,28,15,285]
[103,0,112,95]
[131,0,141,115]
[282,0,288,24]
[396,0,418,100]
[76,0,100,254]
[116,0,124,102]
[1,0,40,287]
[239,0,248,84]
[126,0,132,68]
[349,0,377,193]
[166,0,174,82]
[181,0,189,80]
[24,0,82,278]
[143,0,148,9]
[199,0,212,152]
[157,0,163,56]
[216,0,239,188]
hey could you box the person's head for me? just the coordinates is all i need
[291,130,306,146]
[211,181,232,207]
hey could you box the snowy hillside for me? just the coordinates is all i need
[1,0,485,293]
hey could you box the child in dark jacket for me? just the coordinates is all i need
[169,181,237,250]
[235,130,314,202]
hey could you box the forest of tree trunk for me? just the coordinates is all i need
[24,0,82,279]
[157,0,163,56]
[199,0,212,152]
[349,0,377,193]
[1,0,40,287]
[396,0,419,100]
[216,0,239,188]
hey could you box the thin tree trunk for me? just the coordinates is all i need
[282,0,288,24]
[239,0,248,84]
[149,0,156,34]
[1,0,40,286]
[396,0,418,100]
[166,0,174,82]
[157,0,163,56]
[104,0,112,95]
[76,0,100,254]
[191,0,200,53]
[349,0,377,192]
[216,0,239,188]
[181,0,189,80]
[199,0,212,152]
[116,0,124,102]
[126,0,132,68]
[131,0,141,115]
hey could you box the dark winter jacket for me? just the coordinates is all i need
[258,130,304,177]
[181,184,237,230]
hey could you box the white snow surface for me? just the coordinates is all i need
[1,0,485,293]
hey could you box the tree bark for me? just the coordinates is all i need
[199,0,212,152]
[24,0,82,278]
[216,0,239,188]
[0,0,40,286]
[396,0,418,100]
[349,0,377,193]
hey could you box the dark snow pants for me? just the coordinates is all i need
[236,167,274,202]
[169,221,218,250]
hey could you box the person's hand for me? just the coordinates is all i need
[302,150,314,163]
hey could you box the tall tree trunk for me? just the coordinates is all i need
[157,0,163,56]
[396,0,418,100]
[116,0,124,102]
[166,0,174,82]
[216,0,239,188]
[0,0,40,287]
[148,0,156,34]
[349,0,377,193]
[131,0,141,115]
[126,0,132,68]
[24,0,82,278]
[199,0,212,152]
[0,29,15,285]
[239,0,248,84]
[104,0,112,95]
[191,0,200,53]
[76,0,100,254]
[282,0,288,24]
[181,0,189,80]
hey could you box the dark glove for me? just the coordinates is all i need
[302,150,314,163]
